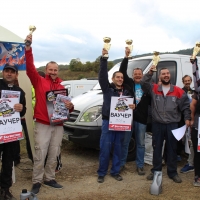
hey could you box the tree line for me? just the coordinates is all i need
[0,47,194,80]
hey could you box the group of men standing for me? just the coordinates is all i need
[97,47,200,187]
[0,35,74,200]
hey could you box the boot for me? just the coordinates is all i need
[0,188,16,200]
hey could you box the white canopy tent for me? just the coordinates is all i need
[0,25,35,155]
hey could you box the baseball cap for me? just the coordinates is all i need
[3,64,18,72]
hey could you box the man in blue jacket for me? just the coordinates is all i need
[97,49,135,183]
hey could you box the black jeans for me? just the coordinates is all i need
[191,128,200,177]
[21,119,33,162]
[0,141,18,189]
[151,122,178,178]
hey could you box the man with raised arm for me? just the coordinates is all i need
[119,48,151,175]
[97,49,135,183]
[141,66,191,183]
[25,35,74,195]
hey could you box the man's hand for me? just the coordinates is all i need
[125,47,130,58]
[148,65,156,75]
[185,120,190,128]
[64,101,74,110]
[102,48,108,57]
[128,104,135,110]
[14,104,23,112]
[25,35,32,50]
[190,119,194,127]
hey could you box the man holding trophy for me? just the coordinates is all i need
[119,47,151,176]
[25,33,74,195]
[141,66,191,183]
[97,47,135,183]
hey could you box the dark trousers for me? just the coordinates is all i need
[97,120,125,176]
[21,119,33,162]
[14,140,20,162]
[151,122,178,178]
[0,141,18,189]
[191,128,200,177]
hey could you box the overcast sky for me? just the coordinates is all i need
[1,0,200,67]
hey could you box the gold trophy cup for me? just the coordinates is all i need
[125,39,133,59]
[25,25,36,46]
[190,42,200,63]
[103,37,111,59]
[152,51,160,71]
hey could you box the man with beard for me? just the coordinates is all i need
[141,66,191,183]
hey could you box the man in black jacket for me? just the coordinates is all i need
[119,48,151,175]
[0,64,26,200]
[97,49,135,183]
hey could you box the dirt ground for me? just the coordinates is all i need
[10,140,199,200]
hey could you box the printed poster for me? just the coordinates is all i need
[0,42,26,71]
[192,58,200,92]
[1,90,20,100]
[109,96,133,131]
[0,98,23,143]
[46,89,69,125]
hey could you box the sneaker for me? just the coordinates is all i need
[177,155,182,162]
[171,175,182,183]
[193,176,200,187]
[43,180,63,189]
[147,172,154,180]
[0,188,17,200]
[111,174,123,181]
[31,182,41,195]
[180,164,194,173]
[97,176,104,183]
[137,167,145,175]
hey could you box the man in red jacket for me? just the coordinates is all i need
[25,35,74,195]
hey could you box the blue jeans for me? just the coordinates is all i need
[134,121,146,168]
[151,122,178,178]
[120,130,132,167]
[97,120,125,176]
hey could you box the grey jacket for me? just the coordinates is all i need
[140,73,191,124]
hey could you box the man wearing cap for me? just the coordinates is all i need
[0,64,26,200]
[25,35,74,195]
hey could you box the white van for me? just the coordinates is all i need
[63,54,199,161]
[61,79,98,98]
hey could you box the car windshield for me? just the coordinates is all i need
[93,59,151,90]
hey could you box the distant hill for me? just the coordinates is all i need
[112,48,193,64]
[33,47,194,81]
[37,48,193,69]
